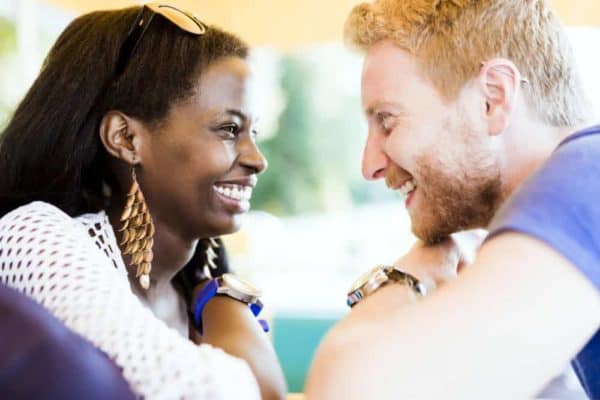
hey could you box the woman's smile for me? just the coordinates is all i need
[213,176,257,213]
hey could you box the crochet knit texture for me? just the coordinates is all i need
[0,201,259,399]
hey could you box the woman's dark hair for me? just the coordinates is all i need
[0,6,248,217]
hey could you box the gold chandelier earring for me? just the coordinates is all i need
[119,168,155,290]
[202,238,220,279]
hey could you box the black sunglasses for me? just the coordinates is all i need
[114,3,207,77]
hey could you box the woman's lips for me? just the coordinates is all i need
[213,183,252,213]
[213,184,252,201]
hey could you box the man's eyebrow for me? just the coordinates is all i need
[365,102,406,117]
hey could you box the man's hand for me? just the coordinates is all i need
[395,230,486,290]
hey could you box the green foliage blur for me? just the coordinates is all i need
[251,49,395,216]
[0,19,395,217]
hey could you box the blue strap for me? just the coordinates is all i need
[192,280,269,335]
[250,302,262,317]
[258,319,269,333]
[192,279,219,334]
[250,303,270,332]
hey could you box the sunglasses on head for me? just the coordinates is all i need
[74,4,207,140]
[114,3,207,77]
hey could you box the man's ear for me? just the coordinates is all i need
[478,58,522,136]
[99,111,142,164]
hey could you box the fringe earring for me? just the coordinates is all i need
[119,168,155,290]
[202,238,220,279]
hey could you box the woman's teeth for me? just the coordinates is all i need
[399,179,417,196]
[214,184,252,201]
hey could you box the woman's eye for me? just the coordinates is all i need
[220,124,239,136]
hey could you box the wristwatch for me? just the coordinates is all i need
[346,265,426,307]
[193,273,268,334]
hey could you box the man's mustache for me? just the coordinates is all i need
[385,166,412,189]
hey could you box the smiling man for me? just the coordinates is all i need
[306,1,600,398]
[362,41,507,244]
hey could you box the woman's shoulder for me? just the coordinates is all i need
[0,201,103,261]
[0,201,127,295]
[0,201,74,228]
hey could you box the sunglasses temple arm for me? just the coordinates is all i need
[115,9,156,76]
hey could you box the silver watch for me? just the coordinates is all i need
[193,273,266,334]
[346,265,426,307]
[216,273,262,306]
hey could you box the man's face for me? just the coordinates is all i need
[361,40,503,243]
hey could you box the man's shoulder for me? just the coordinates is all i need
[494,125,600,217]
[540,125,600,186]
[557,124,600,150]
[489,124,600,290]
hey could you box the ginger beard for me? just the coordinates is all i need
[400,117,504,243]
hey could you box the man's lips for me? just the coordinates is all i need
[384,166,413,190]
[397,179,416,197]
[386,173,417,197]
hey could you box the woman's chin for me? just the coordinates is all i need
[203,213,245,238]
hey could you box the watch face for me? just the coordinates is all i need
[221,273,261,297]
[349,266,384,293]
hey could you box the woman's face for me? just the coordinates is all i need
[137,56,267,240]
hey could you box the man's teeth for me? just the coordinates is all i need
[214,185,252,201]
[398,179,416,196]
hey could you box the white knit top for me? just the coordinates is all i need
[0,201,260,399]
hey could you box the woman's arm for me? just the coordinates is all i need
[179,240,287,400]
[193,288,287,400]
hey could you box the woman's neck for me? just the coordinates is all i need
[106,201,198,299]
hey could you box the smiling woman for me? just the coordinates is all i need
[113,55,267,246]
[0,3,284,399]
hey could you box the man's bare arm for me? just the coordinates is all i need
[306,233,600,399]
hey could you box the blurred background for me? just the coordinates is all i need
[1,0,599,392]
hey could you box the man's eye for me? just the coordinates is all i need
[377,112,396,132]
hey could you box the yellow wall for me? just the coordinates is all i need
[553,0,600,26]
[41,0,363,48]
[43,0,600,48]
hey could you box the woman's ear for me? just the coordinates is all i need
[99,111,142,164]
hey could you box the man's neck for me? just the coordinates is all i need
[501,121,577,197]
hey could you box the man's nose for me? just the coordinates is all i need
[361,131,389,180]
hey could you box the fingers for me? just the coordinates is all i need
[452,229,488,271]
